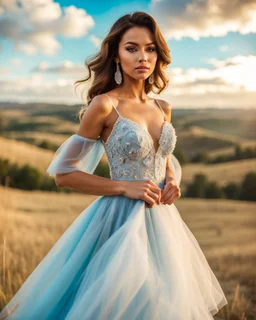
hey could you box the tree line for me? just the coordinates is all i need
[0,157,255,201]
[185,172,255,201]
[0,158,109,193]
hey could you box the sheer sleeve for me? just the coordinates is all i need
[168,154,182,187]
[46,134,105,177]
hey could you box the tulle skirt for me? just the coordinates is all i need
[0,194,228,320]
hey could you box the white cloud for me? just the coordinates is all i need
[9,57,22,66]
[89,35,102,48]
[0,73,90,104]
[0,0,95,56]
[150,0,256,40]
[1,55,255,108]
[219,45,229,52]
[0,66,9,73]
[36,61,49,71]
[167,55,256,92]
[32,60,85,76]
[14,43,37,55]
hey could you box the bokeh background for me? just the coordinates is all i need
[0,1,255,319]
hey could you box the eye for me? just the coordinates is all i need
[127,47,136,52]
[126,47,156,52]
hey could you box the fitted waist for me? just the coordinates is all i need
[111,177,165,190]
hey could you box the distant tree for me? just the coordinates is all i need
[173,146,188,164]
[94,161,110,178]
[235,144,242,158]
[239,171,256,201]
[211,154,229,164]
[13,164,43,190]
[38,140,56,151]
[0,114,4,136]
[185,173,208,197]
[222,183,241,200]
[191,151,210,163]
[243,146,255,159]
[205,182,225,199]
[0,159,9,185]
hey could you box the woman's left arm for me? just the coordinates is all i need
[159,99,181,204]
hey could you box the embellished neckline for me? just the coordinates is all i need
[101,115,174,155]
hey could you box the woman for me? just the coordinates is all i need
[0,11,228,320]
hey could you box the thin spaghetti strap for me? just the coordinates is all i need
[155,99,166,120]
[104,93,121,117]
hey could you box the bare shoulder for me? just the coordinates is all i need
[77,93,114,138]
[156,98,172,122]
[87,94,114,115]
[156,98,171,112]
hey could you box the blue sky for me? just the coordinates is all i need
[0,0,255,108]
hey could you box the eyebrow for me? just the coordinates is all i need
[124,41,156,46]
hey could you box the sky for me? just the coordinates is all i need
[0,0,256,108]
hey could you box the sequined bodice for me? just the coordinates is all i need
[100,94,177,188]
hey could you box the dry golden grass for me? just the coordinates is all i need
[0,186,255,319]
[6,131,71,145]
[207,142,256,159]
[177,125,255,157]
[0,135,107,173]
[179,126,252,144]
[0,136,53,174]
[181,158,256,186]
[0,110,26,119]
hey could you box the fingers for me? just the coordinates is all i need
[148,180,162,205]
[164,193,179,205]
[162,187,181,205]
[143,180,161,207]
[147,189,160,203]
[143,192,156,208]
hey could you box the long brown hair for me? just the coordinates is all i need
[74,11,171,121]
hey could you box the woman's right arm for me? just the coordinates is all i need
[55,94,123,195]
[55,94,161,206]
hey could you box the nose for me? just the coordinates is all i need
[139,51,148,62]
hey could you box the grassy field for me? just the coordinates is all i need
[1,106,256,159]
[0,105,255,318]
[0,136,54,174]
[180,158,256,187]
[177,125,256,158]
[0,134,255,190]
[0,186,255,319]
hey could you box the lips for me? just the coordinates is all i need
[136,66,149,70]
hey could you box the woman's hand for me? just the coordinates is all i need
[121,180,162,208]
[161,177,181,205]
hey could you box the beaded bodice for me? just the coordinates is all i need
[100,94,177,188]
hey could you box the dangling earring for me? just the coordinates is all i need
[114,61,122,85]
[148,73,154,84]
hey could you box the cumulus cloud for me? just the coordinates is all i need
[32,60,85,76]
[219,45,229,52]
[167,55,256,92]
[0,66,9,73]
[9,57,23,66]
[89,35,102,48]
[150,0,256,40]
[0,73,91,104]
[0,0,95,56]
[0,55,255,107]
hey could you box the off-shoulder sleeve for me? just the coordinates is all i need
[168,154,182,187]
[46,134,105,177]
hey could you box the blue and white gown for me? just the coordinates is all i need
[0,94,228,319]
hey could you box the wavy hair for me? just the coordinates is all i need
[74,11,171,121]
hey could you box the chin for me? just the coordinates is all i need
[134,75,148,81]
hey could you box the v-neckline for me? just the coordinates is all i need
[101,114,171,155]
[119,115,167,154]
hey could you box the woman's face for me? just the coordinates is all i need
[117,26,158,82]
